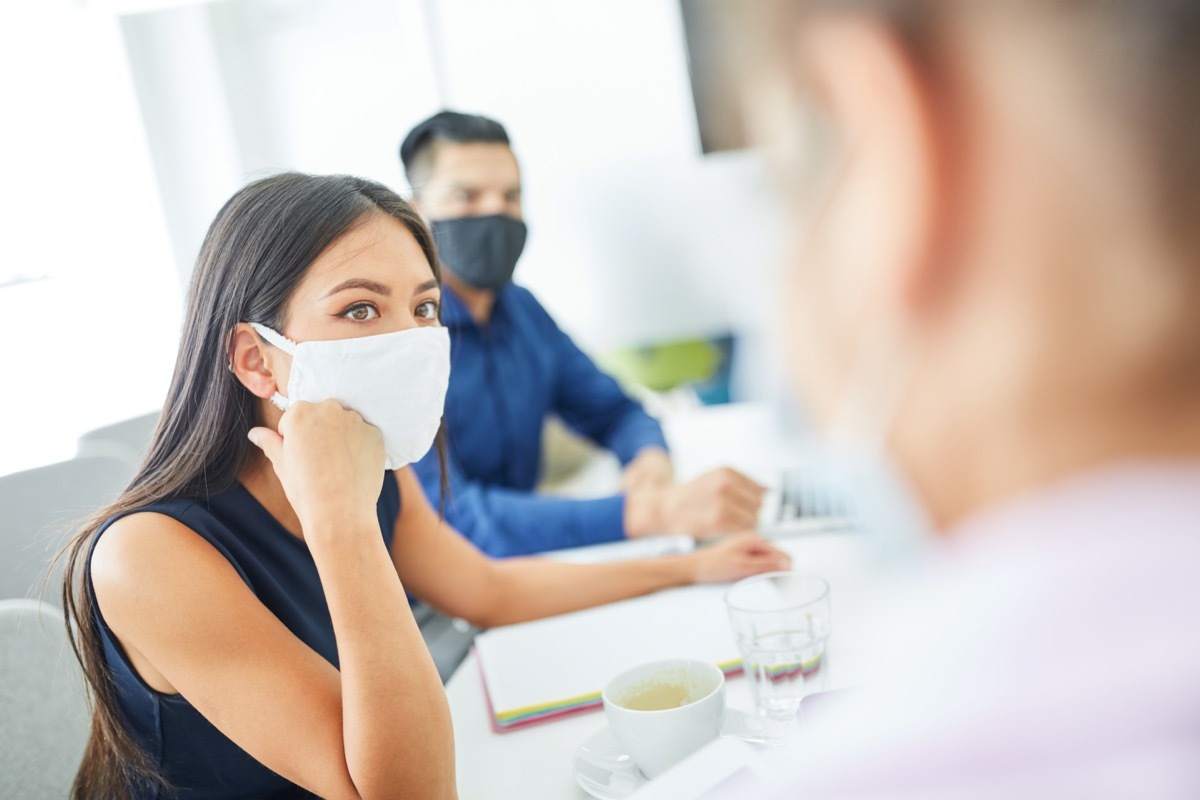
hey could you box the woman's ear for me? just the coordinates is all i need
[229,323,282,400]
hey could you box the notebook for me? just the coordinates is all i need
[474,583,742,732]
[541,534,695,564]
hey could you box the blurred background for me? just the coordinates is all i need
[0,0,787,476]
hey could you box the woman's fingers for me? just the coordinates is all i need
[248,402,386,535]
[247,426,284,465]
[692,532,792,583]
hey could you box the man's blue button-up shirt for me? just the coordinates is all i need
[412,283,668,557]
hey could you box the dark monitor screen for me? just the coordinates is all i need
[679,0,749,154]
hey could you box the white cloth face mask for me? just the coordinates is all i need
[249,322,450,470]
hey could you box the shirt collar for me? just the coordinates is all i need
[438,282,513,329]
[945,458,1200,558]
[438,282,473,327]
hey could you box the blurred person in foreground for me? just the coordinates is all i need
[721,0,1200,796]
[399,111,767,557]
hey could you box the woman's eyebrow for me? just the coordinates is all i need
[414,278,440,295]
[321,278,391,299]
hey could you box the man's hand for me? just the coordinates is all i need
[621,448,675,491]
[625,467,767,539]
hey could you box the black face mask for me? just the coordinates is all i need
[430,214,528,292]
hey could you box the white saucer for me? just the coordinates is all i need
[573,726,646,799]
[572,708,767,799]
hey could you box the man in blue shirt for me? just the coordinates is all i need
[402,111,766,557]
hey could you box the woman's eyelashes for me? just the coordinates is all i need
[337,299,439,323]
[340,302,380,322]
[415,300,440,320]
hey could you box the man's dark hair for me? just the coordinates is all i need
[399,111,511,195]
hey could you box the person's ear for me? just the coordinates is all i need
[800,15,947,322]
[229,323,283,400]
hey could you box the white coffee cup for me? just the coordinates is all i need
[601,658,726,779]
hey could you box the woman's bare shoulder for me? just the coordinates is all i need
[91,510,219,585]
[90,509,251,634]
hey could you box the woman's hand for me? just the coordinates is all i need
[248,399,385,536]
[689,533,791,584]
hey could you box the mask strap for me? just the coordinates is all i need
[249,322,297,354]
[247,322,295,411]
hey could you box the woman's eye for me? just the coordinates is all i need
[415,300,439,320]
[342,303,379,322]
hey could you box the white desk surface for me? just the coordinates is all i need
[447,402,885,799]
[446,531,883,800]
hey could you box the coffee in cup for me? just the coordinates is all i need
[602,659,726,778]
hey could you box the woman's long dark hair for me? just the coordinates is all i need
[58,173,447,799]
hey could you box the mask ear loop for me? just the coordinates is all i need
[246,323,296,411]
[248,322,298,354]
[226,327,238,374]
[226,323,296,371]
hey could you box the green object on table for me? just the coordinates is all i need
[599,338,722,393]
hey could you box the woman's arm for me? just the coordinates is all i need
[95,401,455,800]
[480,532,790,625]
[392,467,790,628]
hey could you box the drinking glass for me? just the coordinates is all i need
[725,572,831,723]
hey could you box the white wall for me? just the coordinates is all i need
[121,4,245,284]
[0,2,181,475]
[121,0,442,281]
[429,0,786,359]
[0,0,791,474]
[121,0,786,361]
[205,0,440,183]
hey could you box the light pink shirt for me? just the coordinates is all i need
[769,462,1200,798]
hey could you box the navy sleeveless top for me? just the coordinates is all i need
[87,472,401,799]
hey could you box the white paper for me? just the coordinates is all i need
[628,737,772,800]
[541,535,695,565]
[476,583,740,721]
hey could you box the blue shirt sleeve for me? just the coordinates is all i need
[411,445,627,558]
[522,297,667,464]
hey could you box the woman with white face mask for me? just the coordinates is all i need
[58,173,790,800]
[725,0,1200,796]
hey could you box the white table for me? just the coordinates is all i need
[445,403,886,799]
[446,532,884,800]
